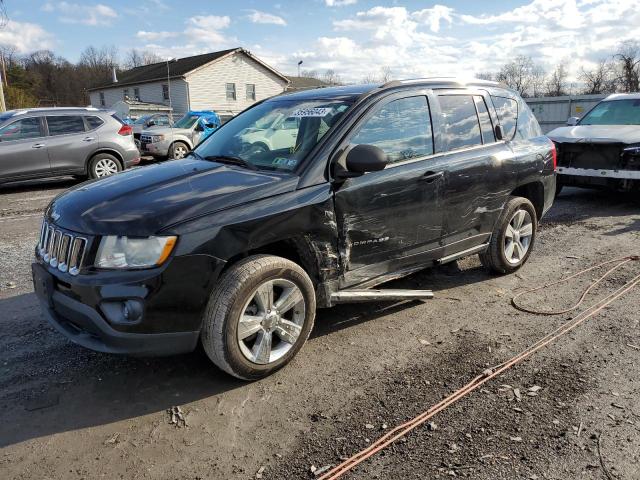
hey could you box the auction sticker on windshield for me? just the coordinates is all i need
[291,107,332,117]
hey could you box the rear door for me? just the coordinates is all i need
[333,91,447,287]
[0,116,50,181]
[435,90,515,256]
[45,115,96,174]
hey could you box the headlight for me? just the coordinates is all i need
[95,236,177,269]
[150,134,165,143]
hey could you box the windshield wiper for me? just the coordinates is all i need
[204,155,258,170]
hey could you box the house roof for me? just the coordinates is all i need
[286,76,331,91]
[89,48,289,91]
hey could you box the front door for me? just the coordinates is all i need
[333,93,446,288]
[0,116,50,181]
[45,115,95,174]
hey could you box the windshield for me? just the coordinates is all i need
[133,115,151,125]
[195,99,351,172]
[580,99,640,125]
[174,114,199,129]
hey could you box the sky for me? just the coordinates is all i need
[1,0,640,82]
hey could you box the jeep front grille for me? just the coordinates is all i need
[38,220,87,276]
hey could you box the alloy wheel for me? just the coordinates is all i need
[237,278,306,365]
[173,144,188,159]
[504,209,533,265]
[94,158,119,177]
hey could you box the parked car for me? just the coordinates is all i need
[32,79,555,380]
[139,110,220,159]
[131,113,173,148]
[547,93,640,194]
[238,111,300,152]
[0,107,140,184]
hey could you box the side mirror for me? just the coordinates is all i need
[495,124,505,141]
[345,144,388,174]
[567,116,580,126]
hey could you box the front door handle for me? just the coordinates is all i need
[83,137,95,142]
[32,143,46,149]
[420,171,444,183]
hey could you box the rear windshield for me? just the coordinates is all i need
[580,99,640,125]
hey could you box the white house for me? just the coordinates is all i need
[88,48,290,120]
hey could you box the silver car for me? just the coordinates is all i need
[0,107,140,184]
[139,113,215,159]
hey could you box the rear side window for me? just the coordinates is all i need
[0,117,42,141]
[515,98,542,139]
[351,96,434,164]
[438,95,482,151]
[85,116,104,130]
[491,96,518,140]
[474,96,495,144]
[47,116,86,136]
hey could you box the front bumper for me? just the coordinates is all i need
[32,253,225,356]
[140,140,170,157]
[557,166,640,180]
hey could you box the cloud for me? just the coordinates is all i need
[42,2,118,26]
[414,5,454,33]
[247,10,286,26]
[136,31,180,42]
[0,20,55,53]
[325,0,357,6]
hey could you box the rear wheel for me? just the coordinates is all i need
[480,196,537,274]
[201,255,316,380]
[89,153,122,179]
[169,141,189,160]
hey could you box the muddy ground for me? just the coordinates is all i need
[1,178,639,480]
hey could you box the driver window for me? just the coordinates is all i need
[0,117,42,142]
[351,96,433,164]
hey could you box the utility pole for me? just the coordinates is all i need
[0,59,5,112]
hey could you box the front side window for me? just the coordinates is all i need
[491,96,518,140]
[438,95,482,151]
[0,117,42,142]
[351,96,434,164]
[162,84,169,100]
[46,116,86,136]
[580,99,640,125]
[246,84,256,101]
[226,83,237,101]
[196,99,351,172]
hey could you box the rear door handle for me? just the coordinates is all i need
[420,171,444,183]
[83,137,95,142]
[32,143,45,149]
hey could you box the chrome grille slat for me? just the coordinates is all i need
[37,219,87,276]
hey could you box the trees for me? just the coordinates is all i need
[614,40,640,93]
[579,59,617,94]
[495,55,537,97]
[123,49,164,69]
[545,64,569,97]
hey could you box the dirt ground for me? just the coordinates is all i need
[1,177,639,480]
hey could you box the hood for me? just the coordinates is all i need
[547,125,640,144]
[47,159,298,236]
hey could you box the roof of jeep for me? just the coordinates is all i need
[272,77,507,102]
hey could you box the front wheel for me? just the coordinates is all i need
[169,141,189,160]
[201,255,316,380]
[480,196,537,274]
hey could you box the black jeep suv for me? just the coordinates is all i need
[32,79,556,380]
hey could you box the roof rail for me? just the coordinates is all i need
[380,77,502,89]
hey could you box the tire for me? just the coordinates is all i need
[88,153,122,179]
[169,141,189,160]
[480,196,538,274]
[201,255,316,380]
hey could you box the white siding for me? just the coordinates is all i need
[89,79,190,116]
[185,52,287,116]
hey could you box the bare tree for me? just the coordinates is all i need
[124,49,163,70]
[299,69,319,79]
[579,59,617,94]
[545,64,569,96]
[495,55,540,97]
[322,69,342,85]
[380,66,392,83]
[614,40,640,92]
[530,64,547,97]
[475,71,495,81]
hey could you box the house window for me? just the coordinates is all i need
[246,84,256,101]
[123,88,129,100]
[99,92,105,107]
[226,83,236,101]
[162,84,169,100]
[134,87,140,101]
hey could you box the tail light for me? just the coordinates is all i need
[550,142,557,170]
[118,124,133,136]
